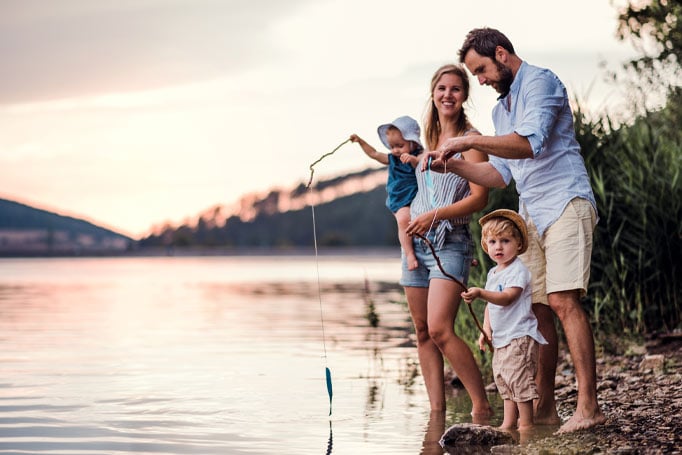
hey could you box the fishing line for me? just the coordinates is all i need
[306,138,351,417]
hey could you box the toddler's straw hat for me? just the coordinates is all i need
[377,116,423,150]
[478,209,529,254]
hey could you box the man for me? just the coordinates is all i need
[425,27,606,433]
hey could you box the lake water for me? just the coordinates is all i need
[0,254,504,454]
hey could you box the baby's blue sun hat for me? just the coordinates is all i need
[377,115,423,151]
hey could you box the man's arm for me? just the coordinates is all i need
[422,154,507,188]
[437,132,533,161]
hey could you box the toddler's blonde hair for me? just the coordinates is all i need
[480,217,523,253]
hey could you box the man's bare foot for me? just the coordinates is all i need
[534,400,561,425]
[407,254,419,271]
[556,409,607,434]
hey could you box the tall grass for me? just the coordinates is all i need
[577,103,681,335]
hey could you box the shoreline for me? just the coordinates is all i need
[0,245,403,259]
[504,335,682,454]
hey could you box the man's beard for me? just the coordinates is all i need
[494,60,514,97]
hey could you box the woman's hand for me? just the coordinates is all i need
[405,211,438,237]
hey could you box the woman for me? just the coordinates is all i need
[402,64,492,417]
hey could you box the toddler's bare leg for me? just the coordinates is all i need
[517,400,534,430]
[499,399,519,430]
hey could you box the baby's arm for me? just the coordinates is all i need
[400,153,421,167]
[350,134,389,165]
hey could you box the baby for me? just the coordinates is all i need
[350,116,423,269]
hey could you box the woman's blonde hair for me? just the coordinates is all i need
[423,64,471,151]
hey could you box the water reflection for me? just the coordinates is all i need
[0,256,517,454]
[326,421,334,455]
[420,411,446,455]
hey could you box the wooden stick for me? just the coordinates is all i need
[414,233,494,352]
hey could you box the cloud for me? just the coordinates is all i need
[0,0,312,105]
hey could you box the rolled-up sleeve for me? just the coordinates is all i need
[489,155,513,186]
[515,71,565,157]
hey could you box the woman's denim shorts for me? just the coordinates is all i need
[399,224,473,288]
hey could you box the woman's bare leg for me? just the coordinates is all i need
[426,278,492,417]
[405,285,445,410]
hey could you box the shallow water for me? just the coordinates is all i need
[0,255,503,454]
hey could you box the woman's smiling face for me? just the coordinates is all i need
[432,72,467,119]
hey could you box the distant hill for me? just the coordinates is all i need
[0,198,134,256]
[137,165,519,252]
[0,166,516,256]
[139,167,400,250]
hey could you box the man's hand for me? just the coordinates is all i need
[437,136,471,160]
[420,151,449,173]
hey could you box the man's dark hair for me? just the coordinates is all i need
[458,27,516,62]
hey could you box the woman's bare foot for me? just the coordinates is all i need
[556,409,607,434]
[471,405,494,425]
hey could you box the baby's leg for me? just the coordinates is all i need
[395,207,418,270]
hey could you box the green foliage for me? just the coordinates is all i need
[454,300,493,377]
[614,0,682,114]
[576,101,681,334]
[616,0,682,69]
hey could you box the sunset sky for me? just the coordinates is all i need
[0,0,637,239]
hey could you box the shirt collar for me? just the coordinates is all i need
[497,61,527,106]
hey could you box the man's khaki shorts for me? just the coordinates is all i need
[520,198,597,305]
[492,336,539,402]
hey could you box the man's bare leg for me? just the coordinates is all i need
[549,290,606,433]
[533,303,561,425]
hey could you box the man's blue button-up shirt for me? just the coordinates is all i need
[489,61,597,235]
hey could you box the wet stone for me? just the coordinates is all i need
[439,423,514,454]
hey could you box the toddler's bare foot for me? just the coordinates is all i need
[498,422,517,431]
[556,409,607,434]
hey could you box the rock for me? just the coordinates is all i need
[597,379,617,391]
[440,423,514,454]
[639,354,665,374]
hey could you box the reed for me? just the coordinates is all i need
[574,102,681,336]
